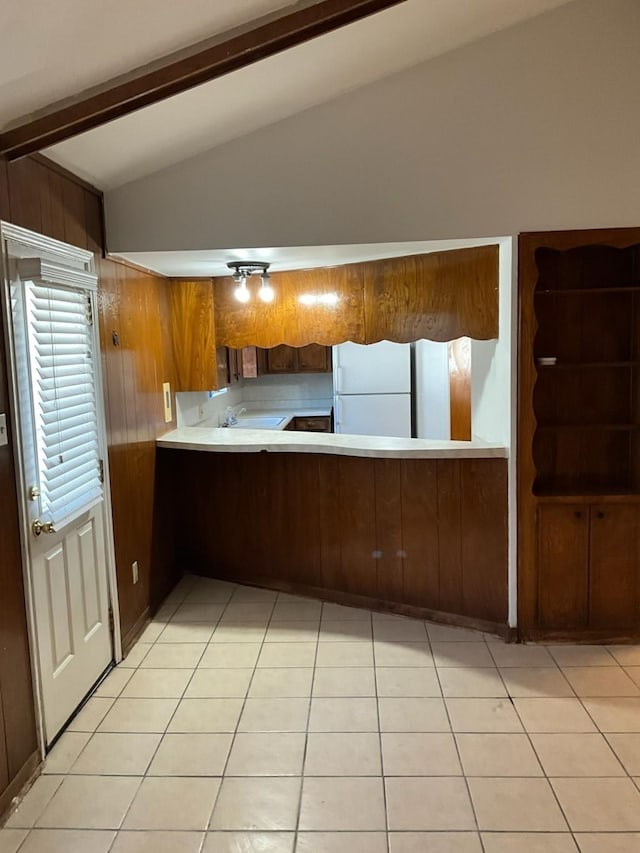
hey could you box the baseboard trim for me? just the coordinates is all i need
[0,751,41,826]
[199,572,510,640]
[120,606,150,658]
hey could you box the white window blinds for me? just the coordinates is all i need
[24,283,102,527]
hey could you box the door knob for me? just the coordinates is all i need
[32,519,55,536]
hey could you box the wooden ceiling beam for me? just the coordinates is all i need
[0,0,406,160]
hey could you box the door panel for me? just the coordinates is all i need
[33,511,111,739]
[590,504,639,629]
[537,504,589,629]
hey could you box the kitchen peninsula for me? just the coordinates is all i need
[158,428,509,635]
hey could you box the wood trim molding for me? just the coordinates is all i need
[0,0,407,159]
[206,574,514,640]
[0,751,41,825]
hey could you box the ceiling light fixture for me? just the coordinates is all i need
[227,261,273,303]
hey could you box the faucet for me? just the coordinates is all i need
[222,406,247,427]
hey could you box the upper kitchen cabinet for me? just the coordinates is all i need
[260,344,332,374]
[214,264,365,348]
[169,279,222,392]
[362,246,499,343]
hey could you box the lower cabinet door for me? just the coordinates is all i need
[590,504,639,630]
[537,504,589,630]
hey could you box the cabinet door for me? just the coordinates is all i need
[266,345,298,373]
[298,344,332,372]
[216,347,230,388]
[590,504,640,629]
[227,349,242,384]
[537,504,589,629]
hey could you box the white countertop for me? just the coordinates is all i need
[158,427,508,460]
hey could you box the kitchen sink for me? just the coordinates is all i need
[228,416,287,429]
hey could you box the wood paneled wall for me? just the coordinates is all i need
[214,245,499,349]
[97,259,179,646]
[168,450,509,630]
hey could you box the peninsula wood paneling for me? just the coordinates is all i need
[362,245,499,343]
[168,450,508,630]
[214,263,366,348]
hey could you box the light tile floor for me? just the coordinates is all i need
[3,574,640,852]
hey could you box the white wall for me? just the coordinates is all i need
[414,340,450,440]
[106,0,640,252]
[176,373,334,426]
[471,240,513,446]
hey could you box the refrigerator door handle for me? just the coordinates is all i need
[334,366,342,395]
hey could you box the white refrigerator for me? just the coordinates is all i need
[333,341,412,437]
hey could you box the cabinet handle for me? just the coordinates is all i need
[596,511,605,519]
[574,511,582,519]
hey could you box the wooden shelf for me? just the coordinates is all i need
[537,423,640,431]
[535,284,640,295]
[535,490,640,502]
[536,361,638,369]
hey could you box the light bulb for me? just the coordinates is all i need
[234,283,250,303]
[258,283,275,303]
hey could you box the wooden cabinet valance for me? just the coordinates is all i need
[170,245,499,391]
[213,245,499,349]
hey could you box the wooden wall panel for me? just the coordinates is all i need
[169,279,218,391]
[169,450,509,630]
[374,459,404,602]
[97,261,180,644]
[449,338,472,441]
[436,460,463,614]
[0,157,9,220]
[400,460,439,610]
[460,459,508,623]
[215,264,366,348]
[363,246,499,343]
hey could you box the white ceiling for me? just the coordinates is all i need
[114,237,506,278]
[0,0,295,128]
[42,0,572,190]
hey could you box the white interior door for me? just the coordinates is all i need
[3,226,114,744]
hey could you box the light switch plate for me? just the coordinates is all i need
[162,382,172,423]
[0,413,7,447]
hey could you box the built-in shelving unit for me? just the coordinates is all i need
[532,243,640,497]
[519,229,640,640]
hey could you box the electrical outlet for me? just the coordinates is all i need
[0,414,7,447]
[132,560,139,584]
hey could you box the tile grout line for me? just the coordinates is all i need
[103,576,231,852]
[294,599,323,850]
[198,584,279,840]
[491,646,580,848]
[435,633,488,853]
